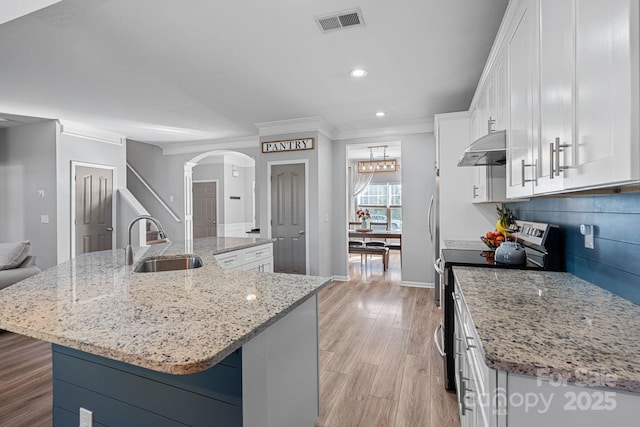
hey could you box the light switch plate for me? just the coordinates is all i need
[40,215,49,224]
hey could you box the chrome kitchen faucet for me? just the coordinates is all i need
[125,215,168,265]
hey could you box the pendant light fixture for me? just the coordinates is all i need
[358,146,398,173]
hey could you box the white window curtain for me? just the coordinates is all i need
[348,163,373,220]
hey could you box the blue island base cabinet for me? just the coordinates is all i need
[52,295,320,427]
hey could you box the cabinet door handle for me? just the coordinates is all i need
[472,185,479,198]
[550,142,555,179]
[460,378,474,415]
[465,335,477,350]
[522,159,538,187]
[554,137,571,176]
[487,117,495,134]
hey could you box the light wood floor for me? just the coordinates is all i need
[316,253,460,427]
[0,331,52,427]
[0,253,459,427]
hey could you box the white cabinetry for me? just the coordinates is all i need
[571,0,639,189]
[506,0,537,199]
[454,275,640,426]
[469,40,508,204]
[214,243,274,272]
[454,280,494,427]
[505,0,639,198]
[537,0,573,194]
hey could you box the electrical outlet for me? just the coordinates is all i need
[79,407,92,427]
[40,215,49,224]
[580,224,595,249]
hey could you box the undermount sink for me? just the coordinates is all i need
[133,255,203,273]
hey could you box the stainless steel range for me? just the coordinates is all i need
[433,220,562,391]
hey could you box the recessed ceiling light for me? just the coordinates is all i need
[376,111,386,117]
[349,68,368,78]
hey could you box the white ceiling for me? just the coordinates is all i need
[0,0,508,147]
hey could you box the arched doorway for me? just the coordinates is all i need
[184,151,255,241]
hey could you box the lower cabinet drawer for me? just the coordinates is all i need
[215,251,242,270]
[243,244,273,264]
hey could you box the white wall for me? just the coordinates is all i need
[331,132,436,285]
[56,129,127,264]
[0,120,58,269]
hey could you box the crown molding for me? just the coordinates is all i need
[333,117,434,141]
[59,121,126,145]
[154,116,436,153]
[155,135,260,155]
[254,116,335,139]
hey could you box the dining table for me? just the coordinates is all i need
[348,229,403,269]
[348,229,402,242]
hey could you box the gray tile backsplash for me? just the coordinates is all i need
[507,192,640,304]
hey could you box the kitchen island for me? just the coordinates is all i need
[0,237,331,427]
[452,266,640,426]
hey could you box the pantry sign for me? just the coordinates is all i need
[261,138,314,153]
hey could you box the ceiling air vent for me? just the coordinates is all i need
[315,8,364,33]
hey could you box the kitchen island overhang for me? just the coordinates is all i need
[0,237,331,427]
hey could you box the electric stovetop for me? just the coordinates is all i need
[441,248,544,270]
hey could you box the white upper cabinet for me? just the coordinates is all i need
[504,0,639,198]
[536,0,574,194]
[506,0,537,199]
[494,50,508,133]
[468,41,508,204]
[570,0,639,189]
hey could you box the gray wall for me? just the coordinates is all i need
[243,166,255,224]
[127,140,258,241]
[257,132,323,276]
[0,121,58,269]
[331,132,435,284]
[224,163,246,224]
[317,134,334,276]
[56,131,127,264]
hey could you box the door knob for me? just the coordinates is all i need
[106,227,113,231]
[298,230,305,235]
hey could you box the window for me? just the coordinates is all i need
[357,183,402,230]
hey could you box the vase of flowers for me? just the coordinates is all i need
[356,209,371,229]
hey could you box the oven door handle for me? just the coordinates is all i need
[434,322,446,357]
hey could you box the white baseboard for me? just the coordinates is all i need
[400,281,433,288]
[332,275,349,282]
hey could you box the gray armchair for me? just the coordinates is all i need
[0,240,42,290]
[0,255,40,290]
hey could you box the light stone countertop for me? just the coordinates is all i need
[0,237,331,375]
[453,266,640,393]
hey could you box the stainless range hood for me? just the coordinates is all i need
[457,130,506,167]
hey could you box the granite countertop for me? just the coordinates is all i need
[453,266,640,393]
[0,237,331,375]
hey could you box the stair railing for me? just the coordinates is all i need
[127,162,181,223]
